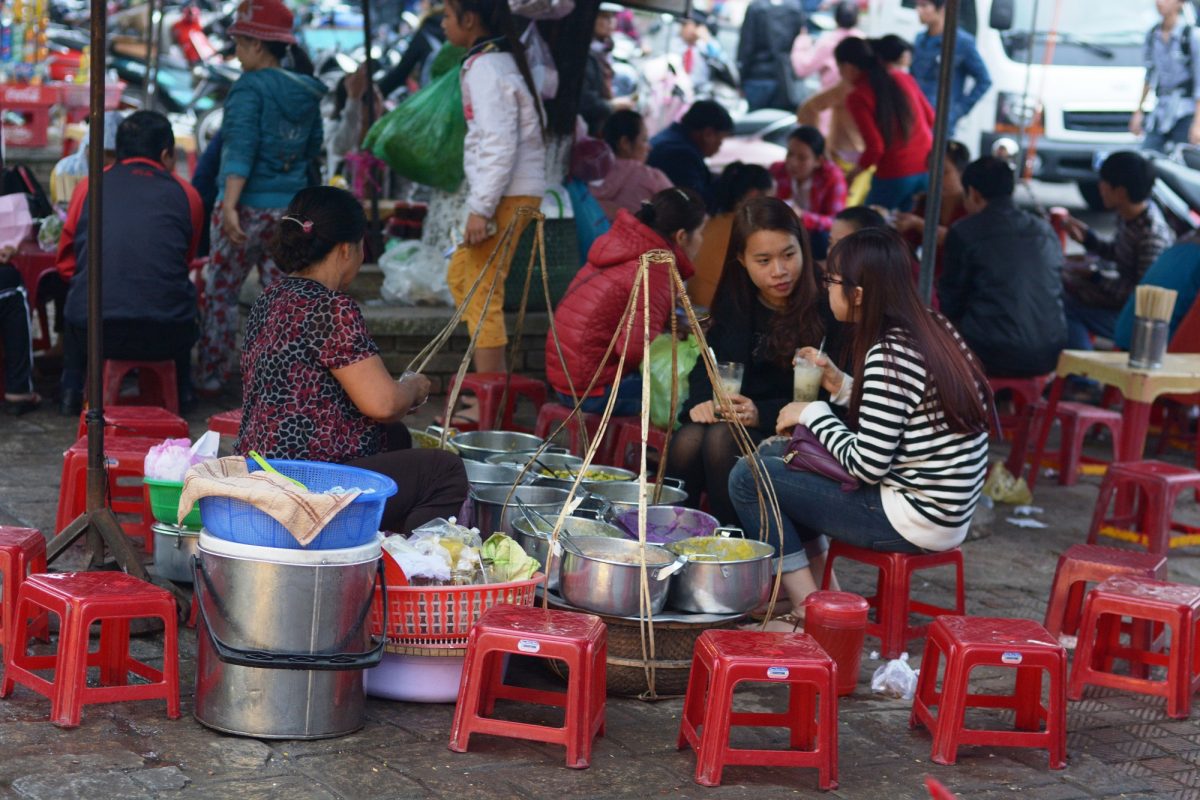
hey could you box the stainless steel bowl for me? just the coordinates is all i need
[558,536,679,616]
[666,537,775,614]
[451,431,547,462]
[533,461,638,492]
[463,460,528,492]
[470,485,575,536]
[152,523,200,584]
[587,480,687,518]
[513,515,625,591]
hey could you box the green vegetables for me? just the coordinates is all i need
[481,533,540,582]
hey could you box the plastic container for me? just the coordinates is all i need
[144,477,203,529]
[804,590,870,697]
[199,459,397,550]
[365,652,465,702]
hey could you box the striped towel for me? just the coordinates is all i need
[179,457,360,546]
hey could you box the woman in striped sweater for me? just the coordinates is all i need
[729,227,990,628]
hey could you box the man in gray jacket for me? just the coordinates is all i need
[939,157,1067,377]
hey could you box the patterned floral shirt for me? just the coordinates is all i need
[236,277,383,462]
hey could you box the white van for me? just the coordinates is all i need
[864,0,1168,208]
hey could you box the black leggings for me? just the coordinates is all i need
[348,423,470,535]
[666,422,764,526]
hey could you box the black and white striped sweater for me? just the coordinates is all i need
[797,331,989,550]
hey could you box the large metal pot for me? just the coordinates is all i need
[471,485,574,536]
[463,460,528,492]
[531,455,637,492]
[666,536,775,614]
[193,532,382,739]
[152,523,199,584]
[450,431,547,462]
[558,536,680,616]
[513,515,625,591]
[587,479,687,518]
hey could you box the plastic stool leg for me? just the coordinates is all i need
[1047,656,1068,769]
[694,667,734,787]
[564,650,590,768]
[678,651,707,749]
[99,618,130,686]
[51,607,89,728]
[929,657,970,766]
[1013,665,1043,731]
[819,674,839,790]
[1168,613,1194,719]
[159,605,181,720]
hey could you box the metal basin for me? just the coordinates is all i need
[513,515,625,591]
[587,480,687,518]
[451,431,547,462]
[462,460,528,493]
[558,536,679,616]
[470,485,575,536]
[666,537,775,614]
[532,455,637,492]
[152,523,199,584]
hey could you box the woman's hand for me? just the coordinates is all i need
[399,371,431,414]
[222,205,247,246]
[795,347,845,395]
[776,402,809,435]
[1129,109,1144,136]
[728,394,759,427]
[689,400,719,424]
[464,213,493,246]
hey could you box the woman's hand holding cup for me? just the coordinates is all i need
[794,347,844,395]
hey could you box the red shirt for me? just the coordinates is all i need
[846,70,934,179]
[770,158,848,232]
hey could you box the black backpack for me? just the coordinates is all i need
[0,164,53,219]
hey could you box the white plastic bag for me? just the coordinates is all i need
[509,0,574,21]
[0,194,32,252]
[520,24,559,100]
[870,652,919,700]
[144,433,219,482]
[379,240,454,306]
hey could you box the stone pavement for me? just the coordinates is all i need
[0,394,1199,800]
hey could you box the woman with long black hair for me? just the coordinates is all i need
[729,227,990,628]
[834,36,933,211]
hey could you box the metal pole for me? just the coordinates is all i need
[361,0,381,256]
[917,0,959,306]
[84,0,107,562]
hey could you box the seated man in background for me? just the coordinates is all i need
[57,110,204,415]
[1113,231,1200,349]
[1061,150,1174,349]
[940,156,1067,377]
[647,100,734,210]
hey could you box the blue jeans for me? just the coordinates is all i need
[728,439,920,573]
[1063,291,1119,351]
[865,172,928,212]
[556,372,643,417]
[743,79,780,111]
[1143,115,1191,155]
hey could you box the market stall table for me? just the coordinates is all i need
[1028,351,1200,510]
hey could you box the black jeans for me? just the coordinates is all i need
[62,318,197,399]
[347,423,470,535]
[0,270,34,395]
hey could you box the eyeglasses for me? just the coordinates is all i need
[822,275,845,287]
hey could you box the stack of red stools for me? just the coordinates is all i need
[534,403,636,462]
[76,406,189,440]
[1042,544,1168,643]
[101,359,179,414]
[0,527,48,654]
[910,616,1067,768]
[678,629,839,789]
[1086,461,1200,553]
[56,436,161,553]
[449,373,547,432]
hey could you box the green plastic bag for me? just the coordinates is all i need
[643,334,701,430]
[364,44,467,193]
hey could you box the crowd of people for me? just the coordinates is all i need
[0,0,1197,603]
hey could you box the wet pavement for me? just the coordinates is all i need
[0,384,1199,800]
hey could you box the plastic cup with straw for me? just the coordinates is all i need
[793,337,826,402]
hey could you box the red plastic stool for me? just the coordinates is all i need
[207,408,243,438]
[534,403,634,461]
[449,373,547,432]
[1068,575,1200,719]
[821,541,965,659]
[910,616,1067,768]
[56,436,160,553]
[988,374,1052,437]
[609,418,669,471]
[102,359,179,414]
[0,527,48,653]
[677,629,838,789]
[1006,400,1123,486]
[449,604,606,769]
[1086,461,1200,554]
[1043,544,1167,642]
[76,406,189,440]
[925,777,959,799]
[0,572,181,728]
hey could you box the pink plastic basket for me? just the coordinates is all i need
[369,574,544,651]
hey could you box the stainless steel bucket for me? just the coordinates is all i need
[587,480,687,517]
[193,532,383,739]
[151,523,199,584]
[470,485,575,536]
[512,515,625,591]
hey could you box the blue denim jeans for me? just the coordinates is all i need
[865,172,929,212]
[1063,291,1119,351]
[728,439,920,573]
[743,79,780,111]
[556,372,643,417]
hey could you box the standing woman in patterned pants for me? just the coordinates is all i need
[197,0,326,393]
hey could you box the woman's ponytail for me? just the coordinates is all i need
[834,37,912,147]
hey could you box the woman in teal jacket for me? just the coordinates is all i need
[197,0,326,393]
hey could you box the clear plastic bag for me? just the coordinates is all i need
[378,240,453,306]
[870,652,919,700]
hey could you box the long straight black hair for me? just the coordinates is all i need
[446,0,546,134]
[834,36,913,148]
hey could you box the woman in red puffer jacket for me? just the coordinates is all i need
[546,187,706,415]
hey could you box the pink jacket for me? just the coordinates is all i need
[791,28,863,92]
[589,158,673,222]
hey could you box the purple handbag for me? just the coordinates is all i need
[781,425,861,492]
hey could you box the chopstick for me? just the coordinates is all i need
[1136,285,1179,323]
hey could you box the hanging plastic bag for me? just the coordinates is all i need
[520,23,558,100]
[564,179,610,264]
[379,239,454,307]
[364,49,466,193]
[870,652,918,700]
[509,0,574,21]
[643,333,701,430]
[0,193,33,252]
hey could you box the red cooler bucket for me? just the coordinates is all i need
[804,590,869,696]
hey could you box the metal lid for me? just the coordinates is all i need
[198,530,382,565]
[151,522,200,537]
